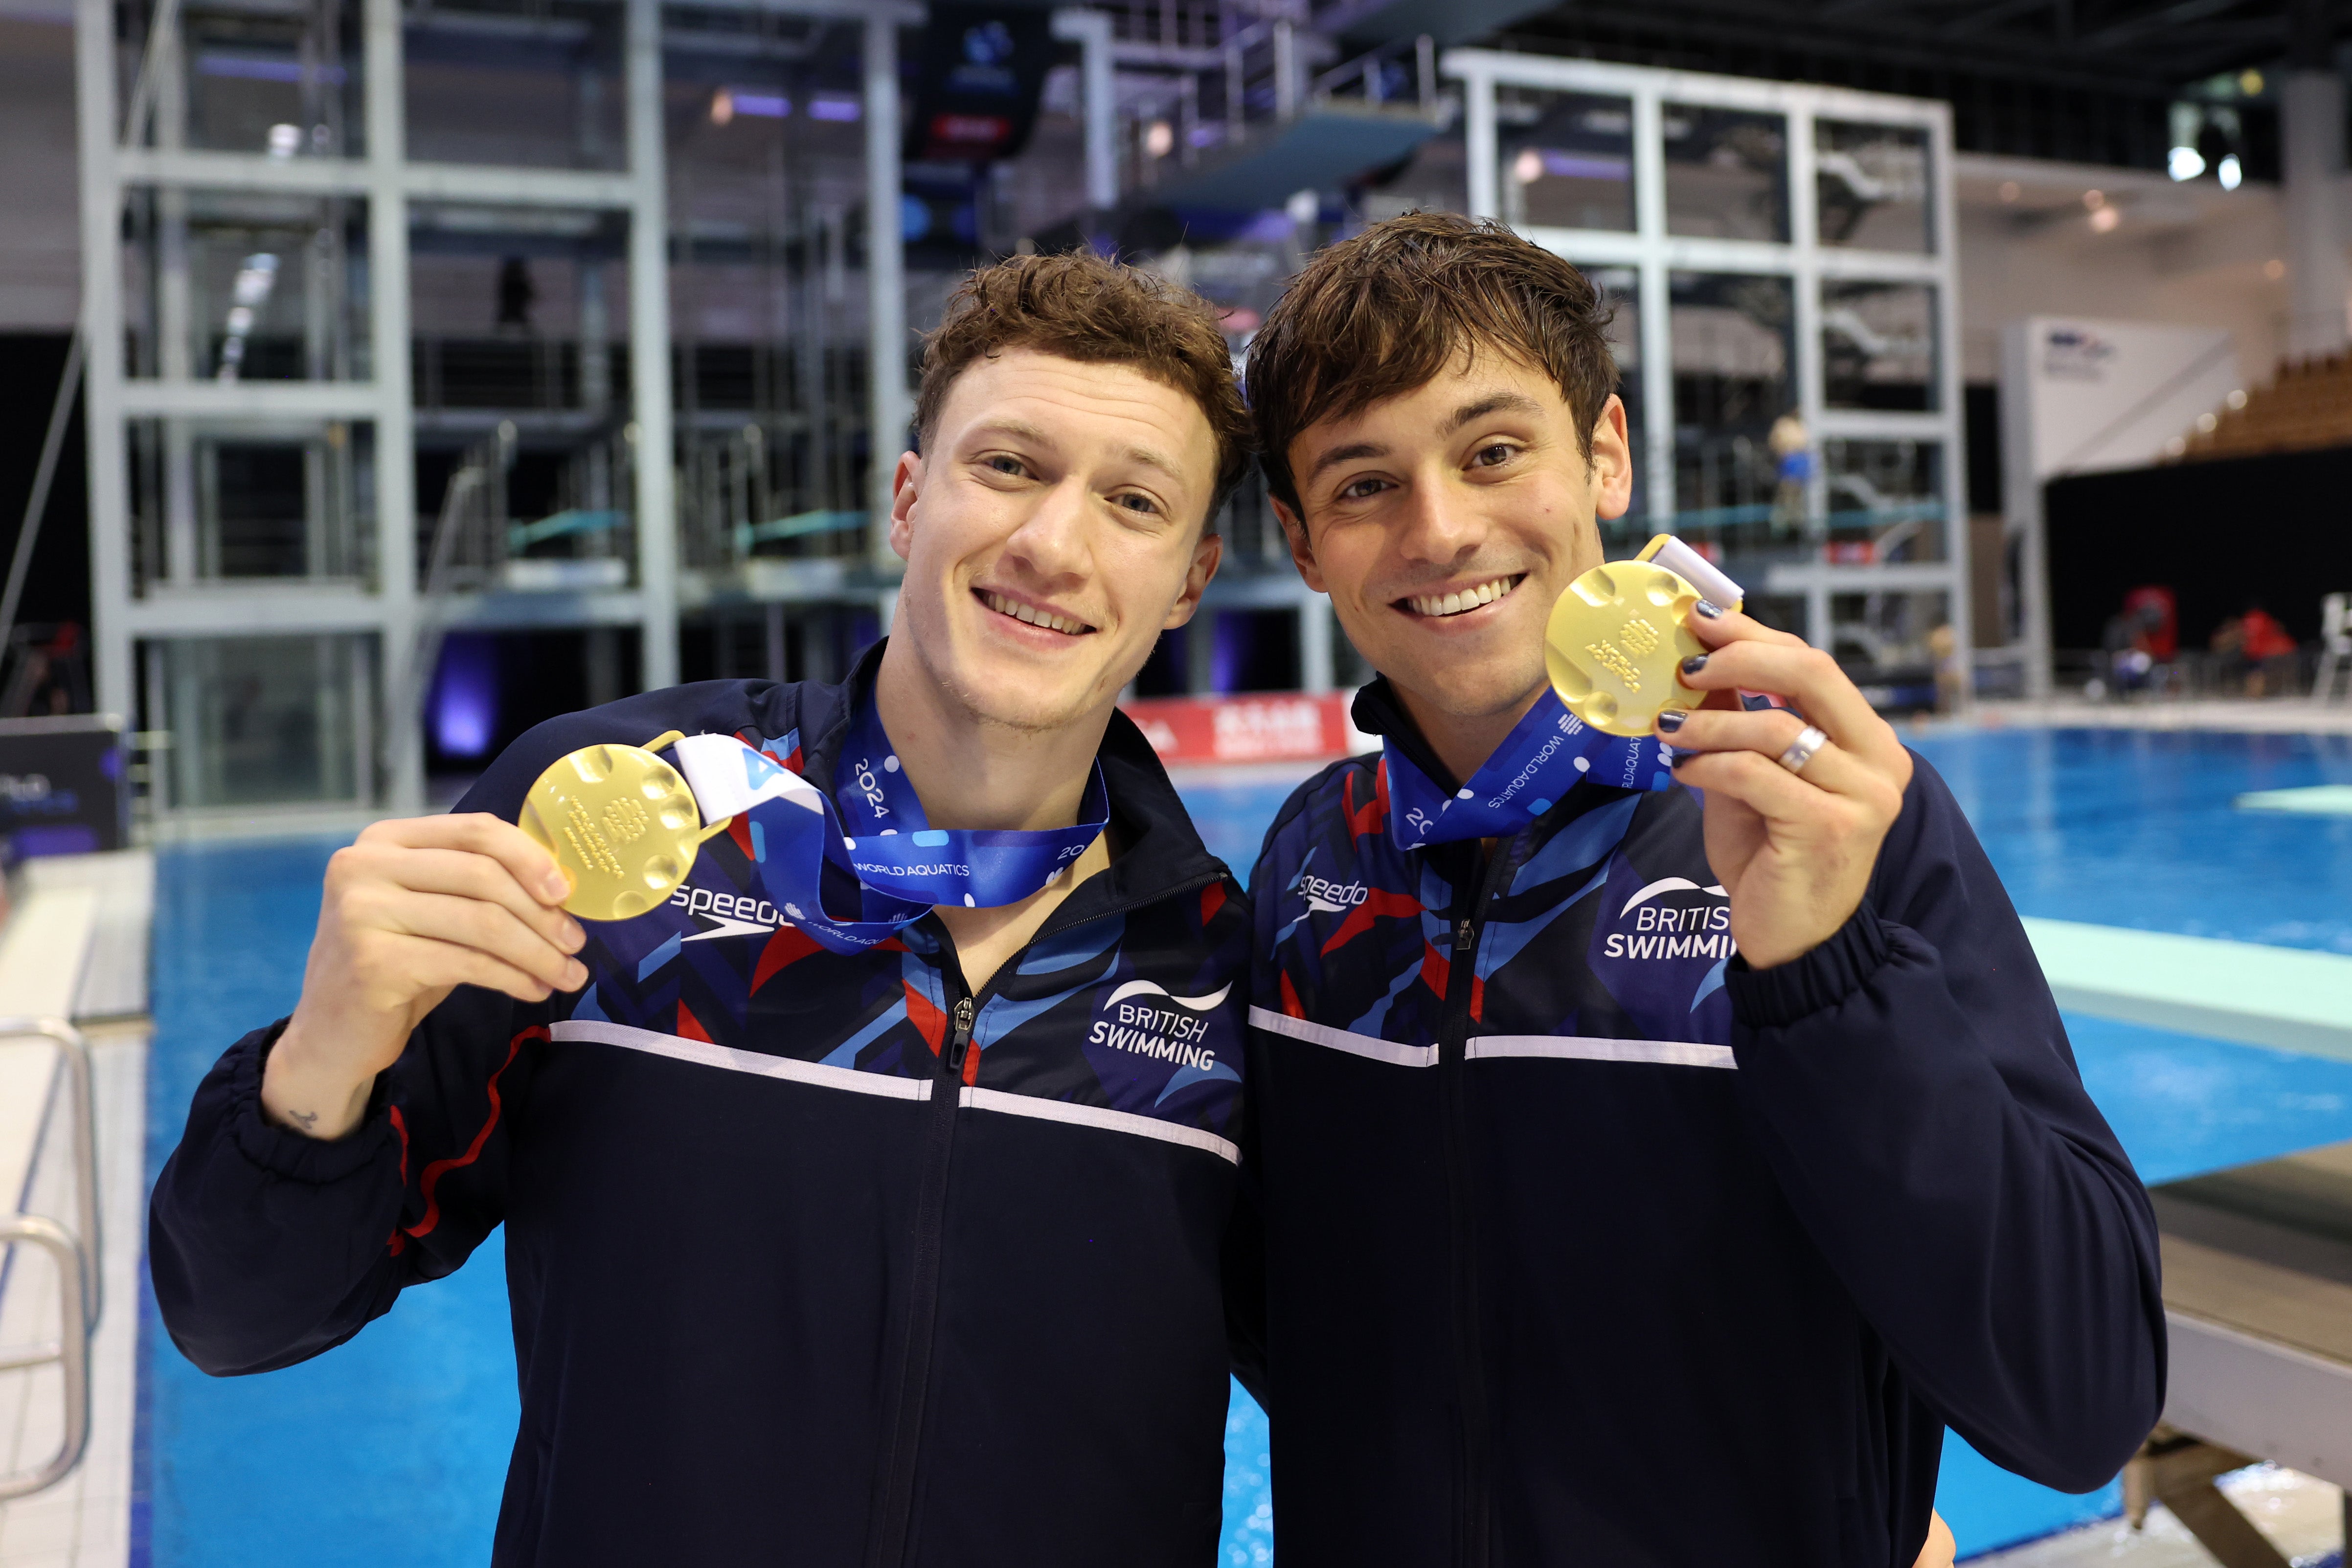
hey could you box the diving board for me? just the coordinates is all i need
[2022,918,2352,1062]
[2236,785,2352,816]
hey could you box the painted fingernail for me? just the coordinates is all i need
[1656,709,1687,734]
[1694,600,1723,619]
[1680,654,1709,676]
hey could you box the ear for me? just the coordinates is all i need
[1588,395,1634,521]
[886,449,923,561]
[1271,496,1329,593]
[1164,528,1224,629]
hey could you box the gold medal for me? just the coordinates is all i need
[518,729,734,921]
[1544,534,1745,738]
[1544,559,1709,736]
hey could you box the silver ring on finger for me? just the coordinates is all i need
[1777,724,1829,775]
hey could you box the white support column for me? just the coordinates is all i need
[2281,69,2349,359]
[864,9,910,575]
[1461,64,1497,220]
[1299,598,1334,694]
[1631,89,1674,534]
[367,0,421,811]
[1052,9,1119,212]
[77,0,134,723]
[1930,104,1972,695]
[1786,110,1827,648]
[628,0,679,689]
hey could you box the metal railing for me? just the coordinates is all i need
[0,1017,100,1501]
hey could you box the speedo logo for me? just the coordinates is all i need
[1296,874,1367,916]
[1087,978,1232,1071]
[1601,876,1734,961]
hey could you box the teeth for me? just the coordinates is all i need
[1407,575,1521,618]
[984,591,1091,635]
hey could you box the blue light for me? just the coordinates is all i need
[430,634,498,758]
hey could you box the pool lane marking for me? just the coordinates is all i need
[2235,785,2352,816]
[2023,918,2352,1063]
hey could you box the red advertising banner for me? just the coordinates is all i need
[1119,692,1359,767]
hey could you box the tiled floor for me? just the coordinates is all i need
[1974,1464,2344,1566]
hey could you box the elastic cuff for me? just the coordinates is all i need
[1726,902,1893,1030]
[228,1021,397,1184]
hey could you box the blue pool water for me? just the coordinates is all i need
[135,728,2352,1566]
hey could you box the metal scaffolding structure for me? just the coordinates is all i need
[73,0,910,822]
[1451,49,1968,696]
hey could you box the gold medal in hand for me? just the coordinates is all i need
[518,730,734,921]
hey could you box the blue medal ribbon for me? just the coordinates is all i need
[1384,690,1675,851]
[672,700,1109,954]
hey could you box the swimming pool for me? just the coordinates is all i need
[133,727,2352,1566]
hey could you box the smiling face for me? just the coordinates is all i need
[888,348,1223,735]
[1272,352,1632,764]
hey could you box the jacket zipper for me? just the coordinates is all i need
[868,952,976,1568]
[863,871,1222,1566]
[1440,844,1515,1568]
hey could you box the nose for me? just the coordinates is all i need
[1394,465,1488,571]
[999,470,1091,586]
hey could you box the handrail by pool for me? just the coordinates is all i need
[0,1017,100,1327]
[0,1213,90,1500]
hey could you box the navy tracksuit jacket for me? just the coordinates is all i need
[150,648,1258,1566]
[1242,680,2166,1567]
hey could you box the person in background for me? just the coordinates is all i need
[150,250,1264,1567]
[1237,213,2162,1568]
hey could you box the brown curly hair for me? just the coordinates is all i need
[1244,212,1619,513]
[915,251,1254,531]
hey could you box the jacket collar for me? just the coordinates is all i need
[1350,675,1464,795]
[788,641,1226,911]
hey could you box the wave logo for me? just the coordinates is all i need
[1604,876,1734,960]
[1088,979,1240,1105]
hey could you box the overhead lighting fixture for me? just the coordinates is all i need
[2168,145,2205,181]
[2082,188,2105,210]
[2218,154,2243,190]
[2089,204,2121,233]
[710,89,733,125]
[1515,147,1543,183]
[2239,69,2264,96]
[1144,119,1174,158]
[1997,180,2020,202]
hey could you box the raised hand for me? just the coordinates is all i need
[1652,604,1913,970]
[261,814,588,1140]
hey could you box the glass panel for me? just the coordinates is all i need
[120,189,371,382]
[152,633,374,808]
[1814,120,1931,253]
[1830,590,1951,711]
[1823,440,1945,562]
[415,426,638,594]
[1670,271,1795,547]
[1664,105,1787,242]
[1499,90,1634,233]
[1821,279,1937,411]
[125,418,376,590]
[180,0,366,156]
[1572,263,1646,536]
[402,0,627,170]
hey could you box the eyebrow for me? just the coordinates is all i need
[1441,391,1545,433]
[1304,440,1388,484]
[966,421,1189,490]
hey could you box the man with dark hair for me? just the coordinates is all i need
[1241,212,2162,1566]
[151,251,1261,1566]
